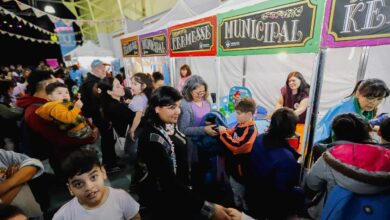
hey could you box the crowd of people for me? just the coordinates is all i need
[0,60,389,220]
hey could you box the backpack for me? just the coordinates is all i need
[321,185,390,220]
[192,110,228,156]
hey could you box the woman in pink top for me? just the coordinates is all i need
[177,64,192,93]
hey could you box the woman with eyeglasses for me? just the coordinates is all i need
[178,75,217,193]
[314,78,389,144]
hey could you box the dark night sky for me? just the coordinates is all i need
[0,0,81,67]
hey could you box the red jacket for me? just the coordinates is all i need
[17,96,95,165]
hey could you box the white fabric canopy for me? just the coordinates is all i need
[65,40,114,57]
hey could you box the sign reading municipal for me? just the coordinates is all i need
[139,29,168,56]
[218,0,324,55]
[169,16,217,57]
[121,36,140,57]
[323,0,390,47]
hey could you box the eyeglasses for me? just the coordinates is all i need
[192,90,206,96]
[364,96,384,103]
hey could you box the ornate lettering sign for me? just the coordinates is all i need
[323,0,390,47]
[121,36,140,57]
[139,29,168,56]
[169,16,217,57]
[218,0,324,55]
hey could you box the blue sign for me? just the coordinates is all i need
[55,21,77,56]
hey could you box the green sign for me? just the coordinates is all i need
[218,0,325,56]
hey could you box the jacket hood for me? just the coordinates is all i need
[16,95,47,109]
[323,143,390,193]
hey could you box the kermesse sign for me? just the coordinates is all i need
[169,16,217,57]
[322,0,390,47]
[218,0,324,55]
[121,36,140,57]
[139,29,168,56]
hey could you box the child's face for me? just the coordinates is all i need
[67,165,108,209]
[130,78,144,96]
[236,110,253,124]
[48,87,70,101]
[180,68,188,77]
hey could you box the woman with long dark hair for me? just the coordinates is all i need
[315,78,389,144]
[136,86,229,220]
[275,71,310,123]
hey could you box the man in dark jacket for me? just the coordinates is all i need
[80,59,119,172]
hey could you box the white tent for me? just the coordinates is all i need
[120,0,221,81]
[65,40,117,74]
[66,40,114,57]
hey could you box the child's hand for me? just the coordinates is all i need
[74,99,83,109]
[124,99,131,104]
[218,126,226,131]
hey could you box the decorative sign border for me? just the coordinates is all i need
[168,16,217,57]
[121,35,140,57]
[218,0,324,55]
[139,29,168,57]
[322,0,390,48]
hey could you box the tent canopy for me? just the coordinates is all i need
[65,40,114,58]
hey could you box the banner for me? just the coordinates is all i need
[139,29,168,56]
[121,36,140,57]
[218,0,324,55]
[169,16,217,57]
[55,21,77,56]
[322,0,390,48]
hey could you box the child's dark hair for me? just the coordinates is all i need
[60,148,101,182]
[380,117,390,143]
[331,113,372,143]
[235,97,256,114]
[0,204,26,220]
[45,81,68,95]
[146,86,182,128]
[26,70,53,95]
[264,108,298,147]
[131,72,153,99]
[152,71,164,82]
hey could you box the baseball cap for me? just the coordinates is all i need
[91,59,104,68]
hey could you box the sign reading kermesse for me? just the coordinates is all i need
[139,29,168,56]
[121,36,140,57]
[322,0,390,47]
[218,0,324,55]
[169,16,217,57]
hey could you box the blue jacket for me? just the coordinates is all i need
[314,97,357,144]
[245,134,302,219]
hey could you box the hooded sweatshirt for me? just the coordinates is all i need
[305,143,390,219]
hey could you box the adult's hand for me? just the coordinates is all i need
[212,204,231,220]
[205,125,218,136]
[225,208,243,220]
[91,127,100,142]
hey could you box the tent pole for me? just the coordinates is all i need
[300,48,327,181]
[170,57,176,87]
[356,46,370,81]
[242,56,247,87]
[216,56,221,108]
